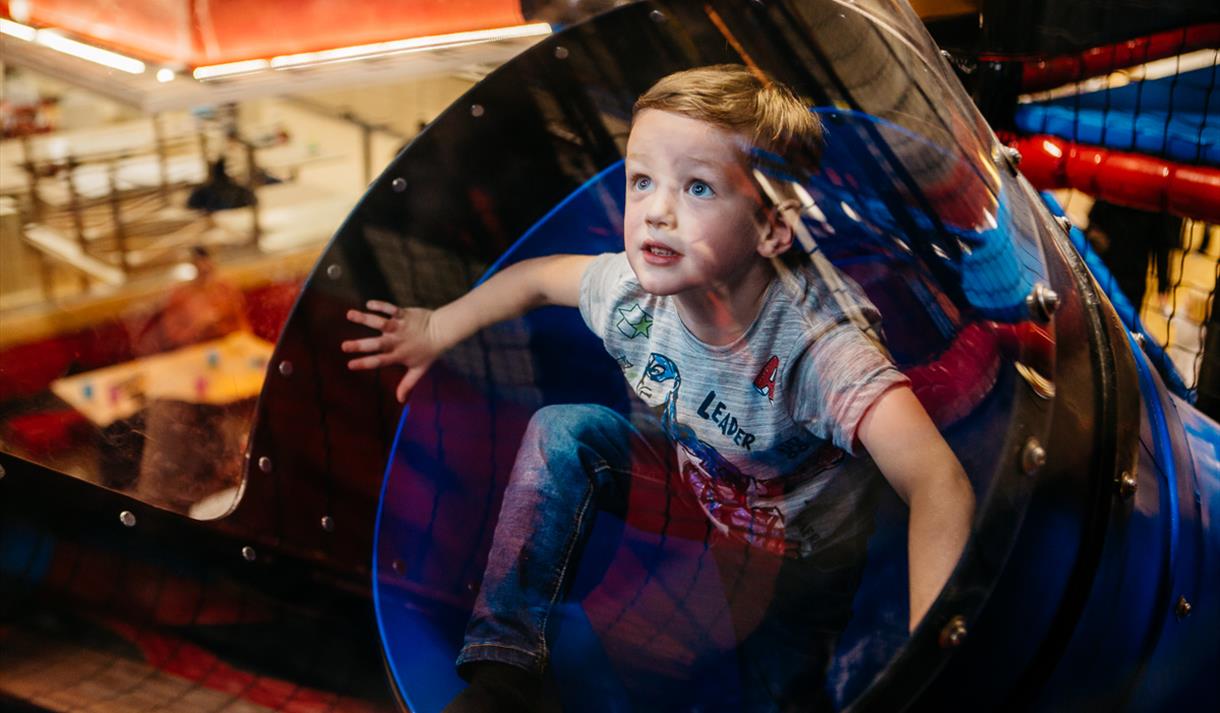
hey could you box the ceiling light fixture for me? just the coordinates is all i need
[269,22,551,69]
[34,29,146,74]
[193,59,272,80]
[0,18,38,41]
[175,22,554,81]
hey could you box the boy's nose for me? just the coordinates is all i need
[644,191,676,228]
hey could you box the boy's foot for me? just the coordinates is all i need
[442,661,561,713]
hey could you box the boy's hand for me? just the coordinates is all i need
[342,300,442,403]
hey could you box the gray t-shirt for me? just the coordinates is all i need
[580,252,908,559]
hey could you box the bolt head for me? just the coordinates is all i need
[1117,471,1138,499]
[993,144,1022,174]
[326,264,342,280]
[321,515,335,532]
[119,511,137,527]
[1026,283,1059,322]
[278,360,293,377]
[470,104,485,118]
[939,615,968,648]
[1022,438,1047,474]
[257,456,272,473]
[554,46,569,60]
[391,177,407,192]
[241,546,257,562]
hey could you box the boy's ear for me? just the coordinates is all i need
[757,198,800,258]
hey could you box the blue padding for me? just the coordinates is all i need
[1015,105,1220,165]
[803,109,1044,321]
[1066,66,1220,114]
[1016,66,1220,165]
[958,190,1038,321]
[1039,192,1193,401]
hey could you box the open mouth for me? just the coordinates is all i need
[644,241,681,258]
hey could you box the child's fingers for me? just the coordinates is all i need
[340,336,383,353]
[346,309,388,330]
[395,366,426,403]
[346,354,386,370]
[366,300,400,317]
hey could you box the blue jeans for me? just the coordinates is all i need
[456,404,870,711]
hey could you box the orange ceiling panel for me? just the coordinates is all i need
[14,0,527,67]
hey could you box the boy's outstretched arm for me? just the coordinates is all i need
[342,254,594,402]
[856,385,976,632]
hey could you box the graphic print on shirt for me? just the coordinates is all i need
[615,303,653,339]
[611,351,634,373]
[753,354,780,401]
[641,352,790,555]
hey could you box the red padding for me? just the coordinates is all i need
[981,23,1220,92]
[1013,134,1220,223]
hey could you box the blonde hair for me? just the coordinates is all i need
[632,64,823,179]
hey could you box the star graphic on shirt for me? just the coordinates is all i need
[615,304,653,339]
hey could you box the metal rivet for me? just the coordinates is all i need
[992,145,1021,175]
[326,264,342,279]
[278,360,293,377]
[554,46,569,59]
[1055,215,1073,234]
[241,546,257,562]
[1131,331,1146,348]
[1026,282,1060,322]
[1117,471,1138,499]
[391,560,405,575]
[939,615,968,648]
[119,511,137,527]
[470,104,484,118]
[1021,438,1047,474]
[257,456,272,473]
[649,9,666,22]
[391,177,407,192]
[1175,595,1192,619]
[321,515,335,532]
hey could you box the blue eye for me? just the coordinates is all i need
[688,180,714,198]
[632,175,652,191]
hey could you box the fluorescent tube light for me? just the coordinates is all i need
[35,30,145,74]
[0,18,37,41]
[269,22,551,69]
[193,59,271,80]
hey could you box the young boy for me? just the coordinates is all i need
[343,65,975,712]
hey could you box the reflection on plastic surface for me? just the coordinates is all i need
[340,2,1060,710]
[0,250,301,519]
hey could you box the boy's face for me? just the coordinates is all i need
[624,110,781,298]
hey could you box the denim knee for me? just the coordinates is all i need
[520,403,628,458]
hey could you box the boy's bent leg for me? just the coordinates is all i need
[457,403,671,675]
[713,538,869,713]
